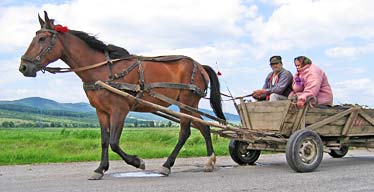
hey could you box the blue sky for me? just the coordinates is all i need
[0,0,373,114]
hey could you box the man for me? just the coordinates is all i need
[253,56,293,101]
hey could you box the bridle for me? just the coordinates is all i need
[21,28,118,74]
[21,28,58,73]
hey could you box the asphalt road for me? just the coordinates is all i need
[1,149,374,192]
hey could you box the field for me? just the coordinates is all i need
[0,128,230,165]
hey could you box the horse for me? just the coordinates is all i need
[19,11,226,180]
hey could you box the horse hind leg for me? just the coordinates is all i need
[192,115,216,172]
[160,114,191,176]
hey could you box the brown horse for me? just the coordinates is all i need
[19,12,225,180]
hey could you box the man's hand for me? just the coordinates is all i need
[253,89,267,99]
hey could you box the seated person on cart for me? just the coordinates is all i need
[252,56,293,101]
[289,56,333,109]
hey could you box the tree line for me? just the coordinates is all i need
[1,120,175,128]
[0,121,99,128]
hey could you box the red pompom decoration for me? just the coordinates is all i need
[54,25,69,33]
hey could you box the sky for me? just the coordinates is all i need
[0,0,373,114]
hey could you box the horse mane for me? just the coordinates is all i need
[69,30,130,59]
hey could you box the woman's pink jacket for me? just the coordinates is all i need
[291,64,333,105]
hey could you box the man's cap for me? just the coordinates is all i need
[270,55,282,64]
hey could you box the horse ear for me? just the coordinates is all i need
[38,13,45,28]
[43,11,52,29]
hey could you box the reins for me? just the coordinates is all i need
[43,58,127,74]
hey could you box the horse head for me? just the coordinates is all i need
[19,11,65,77]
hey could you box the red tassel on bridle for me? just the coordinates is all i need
[216,61,222,76]
[54,25,69,32]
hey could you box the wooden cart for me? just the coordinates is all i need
[96,81,374,172]
[217,99,374,172]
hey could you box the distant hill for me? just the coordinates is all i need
[0,97,94,113]
[0,97,241,128]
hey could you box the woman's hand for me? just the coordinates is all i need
[297,98,305,109]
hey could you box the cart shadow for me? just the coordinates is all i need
[320,155,374,169]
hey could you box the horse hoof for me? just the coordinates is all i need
[159,166,170,176]
[204,153,216,172]
[204,164,214,172]
[88,172,103,180]
[139,159,146,170]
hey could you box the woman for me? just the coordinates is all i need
[289,56,333,108]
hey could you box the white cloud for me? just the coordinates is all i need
[0,5,39,52]
[325,43,374,58]
[1,0,374,113]
[247,0,374,53]
[333,78,374,106]
[17,0,253,52]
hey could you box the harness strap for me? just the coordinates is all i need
[144,83,205,97]
[84,81,205,97]
[105,50,114,79]
[190,61,198,84]
[138,59,145,90]
[45,58,127,74]
[110,59,141,80]
[83,81,141,92]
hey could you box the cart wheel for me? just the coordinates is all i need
[229,140,261,165]
[286,129,323,172]
[328,146,349,158]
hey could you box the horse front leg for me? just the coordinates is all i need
[109,110,145,170]
[89,110,110,180]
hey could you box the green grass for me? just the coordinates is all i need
[0,128,230,165]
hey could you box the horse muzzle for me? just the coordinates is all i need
[19,63,38,77]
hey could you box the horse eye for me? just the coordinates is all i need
[39,36,47,43]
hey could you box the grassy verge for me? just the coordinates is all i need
[0,128,230,165]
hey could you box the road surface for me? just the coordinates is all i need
[1,149,374,192]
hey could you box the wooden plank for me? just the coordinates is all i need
[245,100,291,113]
[305,113,346,124]
[306,108,354,130]
[307,107,346,114]
[281,105,299,135]
[341,109,358,136]
[239,102,252,129]
[237,104,246,128]
[363,109,374,118]
[278,101,292,132]
[291,104,309,133]
[285,118,348,126]
[248,112,284,131]
[242,100,291,131]
[312,124,347,136]
[359,109,374,126]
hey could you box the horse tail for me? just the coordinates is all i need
[202,65,226,121]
